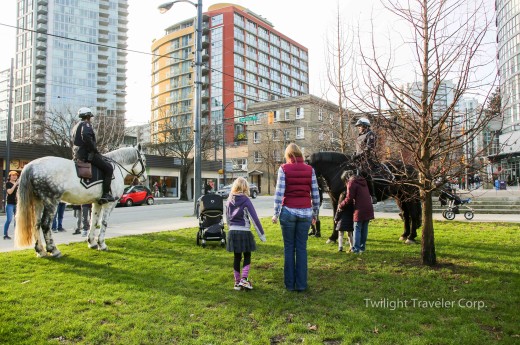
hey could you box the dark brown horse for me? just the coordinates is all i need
[309,152,421,243]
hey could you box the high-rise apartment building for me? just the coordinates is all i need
[150,3,309,146]
[495,0,520,181]
[13,0,129,142]
[0,68,10,141]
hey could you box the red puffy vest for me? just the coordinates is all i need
[281,157,312,208]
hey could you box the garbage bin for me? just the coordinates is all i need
[499,180,507,190]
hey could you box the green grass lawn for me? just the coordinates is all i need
[0,218,518,345]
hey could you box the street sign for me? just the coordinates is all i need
[238,115,257,123]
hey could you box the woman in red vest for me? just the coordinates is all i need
[272,143,320,291]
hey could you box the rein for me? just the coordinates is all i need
[104,149,146,179]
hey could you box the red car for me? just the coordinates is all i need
[118,185,154,207]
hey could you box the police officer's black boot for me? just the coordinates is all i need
[368,177,377,204]
[100,193,115,203]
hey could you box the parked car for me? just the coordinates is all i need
[216,182,259,199]
[118,185,154,207]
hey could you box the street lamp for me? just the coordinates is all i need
[158,0,203,210]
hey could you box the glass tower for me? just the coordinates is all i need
[13,0,128,142]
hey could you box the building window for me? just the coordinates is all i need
[254,151,262,163]
[274,149,282,162]
[211,14,223,26]
[284,108,290,120]
[273,129,280,141]
[296,127,304,139]
[296,107,304,119]
[253,131,260,143]
[318,108,323,121]
[319,132,324,141]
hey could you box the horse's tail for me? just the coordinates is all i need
[15,165,36,247]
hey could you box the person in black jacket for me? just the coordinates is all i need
[72,107,114,203]
[333,170,355,252]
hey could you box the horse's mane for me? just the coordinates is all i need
[309,152,349,165]
[104,147,137,165]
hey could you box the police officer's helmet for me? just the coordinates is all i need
[355,118,371,127]
[78,107,94,118]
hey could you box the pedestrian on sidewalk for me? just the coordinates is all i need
[52,202,67,233]
[72,204,91,236]
[3,171,19,240]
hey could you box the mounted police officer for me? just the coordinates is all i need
[353,117,377,204]
[72,107,115,203]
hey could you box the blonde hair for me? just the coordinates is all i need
[8,171,18,177]
[284,143,303,163]
[228,177,250,201]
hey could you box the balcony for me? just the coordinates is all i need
[35,87,46,95]
[35,77,45,85]
[37,0,47,5]
[35,68,45,77]
[36,23,47,32]
[35,59,46,67]
[37,5,47,14]
[98,67,108,75]
[36,41,46,50]
[37,14,47,23]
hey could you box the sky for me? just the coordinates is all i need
[0,0,496,126]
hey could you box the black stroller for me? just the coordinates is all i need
[196,194,226,248]
[438,188,474,220]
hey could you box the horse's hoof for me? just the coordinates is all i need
[51,249,62,258]
[98,243,108,251]
[36,251,48,258]
[88,241,98,249]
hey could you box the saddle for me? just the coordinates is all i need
[75,160,92,179]
[74,160,113,189]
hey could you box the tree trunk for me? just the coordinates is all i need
[180,167,189,201]
[421,190,436,266]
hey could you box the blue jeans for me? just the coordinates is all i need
[3,204,16,237]
[279,207,312,291]
[52,202,66,230]
[352,220,370,253]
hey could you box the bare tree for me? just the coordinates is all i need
[354,0,497,265]
[31,105,126,158]
[322,3,358,154]
[148,113,214,201]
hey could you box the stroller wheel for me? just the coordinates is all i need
[445,210,455,220]
[464,211,474,220]
[442,210,448,219]
[220,238,226,247]
[201,240,207,248]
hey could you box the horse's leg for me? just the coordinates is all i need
[406,201,421,244]
[401,202,411,241]
[33,203,46,257]
[87,203,102,249]
[97,203,116,251]
[41,202,62,257]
